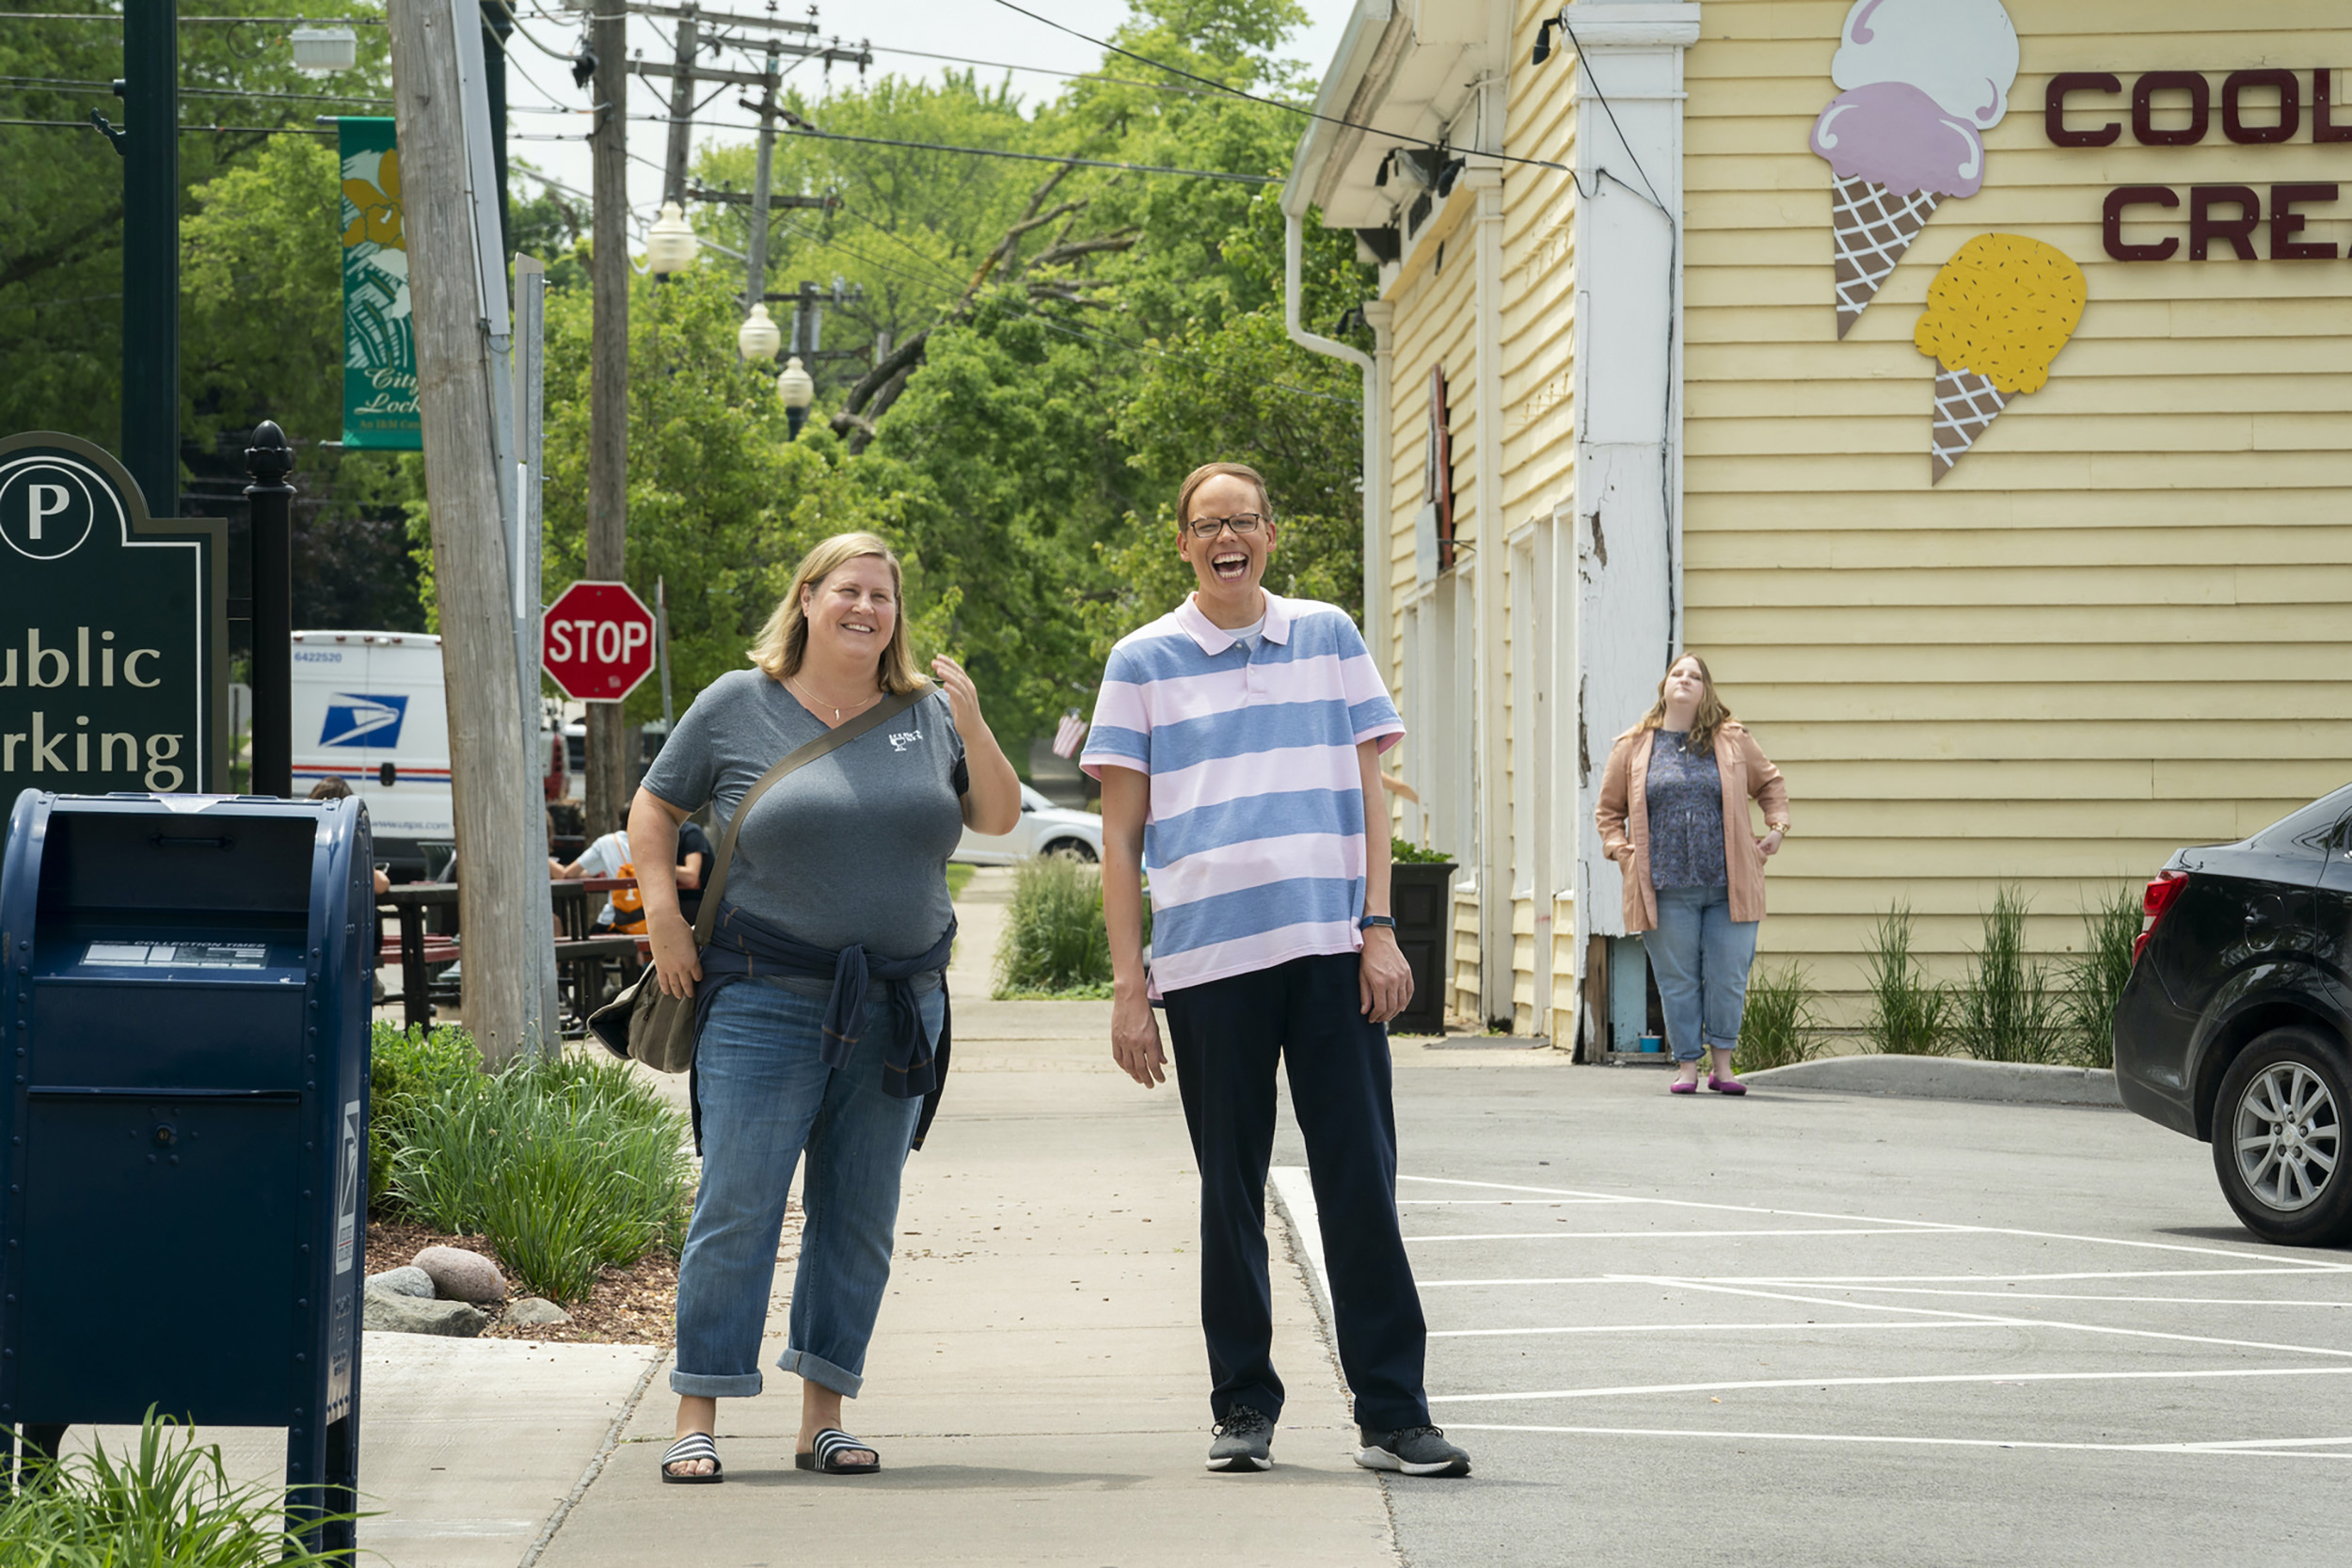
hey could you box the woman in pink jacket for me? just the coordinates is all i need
[1595,656,1791,1094]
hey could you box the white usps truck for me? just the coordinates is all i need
[291,631,455,879]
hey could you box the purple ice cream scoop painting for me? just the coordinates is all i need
[1811,82,1985,200]
[1812,0,2018,338]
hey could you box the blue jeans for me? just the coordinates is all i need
[1642,885,1758,1064]
[671,977,943,1400]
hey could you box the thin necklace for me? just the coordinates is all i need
[790,673,882,722]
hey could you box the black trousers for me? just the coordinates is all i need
[1165,951,1430,1433]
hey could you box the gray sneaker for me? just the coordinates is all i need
[1206,1405,1275,1472]
[1356,1424,1470,1478]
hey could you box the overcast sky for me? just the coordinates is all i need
[500,0,1357,246]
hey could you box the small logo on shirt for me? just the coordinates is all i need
[887,728,923,753]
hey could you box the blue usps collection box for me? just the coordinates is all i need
[0,791,372,1553]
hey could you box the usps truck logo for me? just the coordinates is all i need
[319,692,408,749]
[0,453,109,562]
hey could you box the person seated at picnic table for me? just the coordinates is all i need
[556,821,713,931]
[306,777,390,893]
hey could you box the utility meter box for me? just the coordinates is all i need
[0,791,372,1550]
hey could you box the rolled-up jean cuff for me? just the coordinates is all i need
[671,1368,763,1399]
[776,1344,862,1399]
[1706,1035,1740,1052]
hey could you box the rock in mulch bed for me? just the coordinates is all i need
[362,1292,489,1338]
[365,1264,435,1299]
[413,1244,507,1304]
[364,1218,680,1345]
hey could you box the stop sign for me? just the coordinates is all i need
[543,579,657,702]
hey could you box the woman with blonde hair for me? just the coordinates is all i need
[628,531,1021,1481]
[1595,654,1790,1095]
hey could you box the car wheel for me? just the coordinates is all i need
[1042,838,1098,863]
[2211,1026,2352,1247]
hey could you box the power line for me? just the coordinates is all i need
[859,44,1211,98]
[981,0,1578,181]
[0,10,386,19]
[647,113,1274,184]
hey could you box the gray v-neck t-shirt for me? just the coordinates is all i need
[641,668,968,959]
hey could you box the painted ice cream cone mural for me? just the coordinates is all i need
[1810,0,2019,337]
[1913,235,2086,484]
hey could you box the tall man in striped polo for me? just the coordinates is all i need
[1083,462,1470,1480]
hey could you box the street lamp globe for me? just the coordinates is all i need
[777,355,815,437]
[737,303,782,363]
[646,201,698,277]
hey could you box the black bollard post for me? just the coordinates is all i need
[246,421,295,798]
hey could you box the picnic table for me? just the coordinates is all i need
[377,877,650,1034]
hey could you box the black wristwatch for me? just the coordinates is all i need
[1359,914,1396,932]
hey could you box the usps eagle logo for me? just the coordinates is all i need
[319,692,408,749]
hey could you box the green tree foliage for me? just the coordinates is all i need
[181,127,425,629]
[0,1,393,450]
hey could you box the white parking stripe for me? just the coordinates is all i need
[1439,1421,2352,1460]
[1396,1175,2352,1271]
[1615,1275,2352,1362]
[1429,1322,2002,1338]
[1428,1366,2352,1404]
[1407,1227,1941,1243]
[1767,1284,2352,1307]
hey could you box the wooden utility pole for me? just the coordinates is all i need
[660,5,700,205]
[586,0,631,834]
[388,0,542,1065]
[744,39,782,309]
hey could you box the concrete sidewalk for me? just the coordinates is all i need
[533,1007,1399,1568]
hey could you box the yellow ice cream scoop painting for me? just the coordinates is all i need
[1914,234,2086,483]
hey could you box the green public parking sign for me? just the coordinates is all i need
[0,433,227,800]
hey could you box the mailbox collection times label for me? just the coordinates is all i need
[0,441,223,796]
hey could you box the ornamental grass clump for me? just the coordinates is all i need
[367,1021,480,1215]
[995,852,1116,996]
[2058,885,2140,1069]
[1864,902,1948,1055]
[389,1046,694,1303]
[1733,962,1823,1076]
[1952,885,2062,1065]
[0,1410,356,1566]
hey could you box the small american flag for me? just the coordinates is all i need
[1052,709,1089,759]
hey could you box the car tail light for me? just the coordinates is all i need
[2133,869,2189,966]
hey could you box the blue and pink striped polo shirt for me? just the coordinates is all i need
[1081,592,1404,994]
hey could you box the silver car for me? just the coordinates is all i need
[953,784,1103,864]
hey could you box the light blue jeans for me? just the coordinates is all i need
[671,976,942,1400]
[1643,885,1759,1064]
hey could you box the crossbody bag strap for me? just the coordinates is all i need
[688,682,931,947]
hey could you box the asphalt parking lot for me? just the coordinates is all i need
[1276,1061,2352,1568]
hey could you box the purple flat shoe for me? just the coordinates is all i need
[1669,1078,1698,1094]
[1708,1073,1747,1096]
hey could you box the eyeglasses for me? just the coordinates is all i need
[1184,513,1266,540]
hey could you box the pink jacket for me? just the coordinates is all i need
[1595,721,1789,934]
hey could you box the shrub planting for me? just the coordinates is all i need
[1864,902,1947,1054]
[0,1411,355,1566]
[384,1038,694,1303]
[1952,886,2062,1065]
[995,853,1117,996]
[1734,962,1823,1075]
[2058,885,2139,1069]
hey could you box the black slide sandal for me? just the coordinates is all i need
[660,1433,723,1484]
[796,1428,882,1475]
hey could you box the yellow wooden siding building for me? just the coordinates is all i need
[1286,0,2352,1051]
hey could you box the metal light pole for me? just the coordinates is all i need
[121,0,179,513]
[245,421,295,800]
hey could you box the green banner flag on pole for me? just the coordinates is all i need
[340,117,420,449]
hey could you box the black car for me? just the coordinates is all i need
[2115,783,2352,1246]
